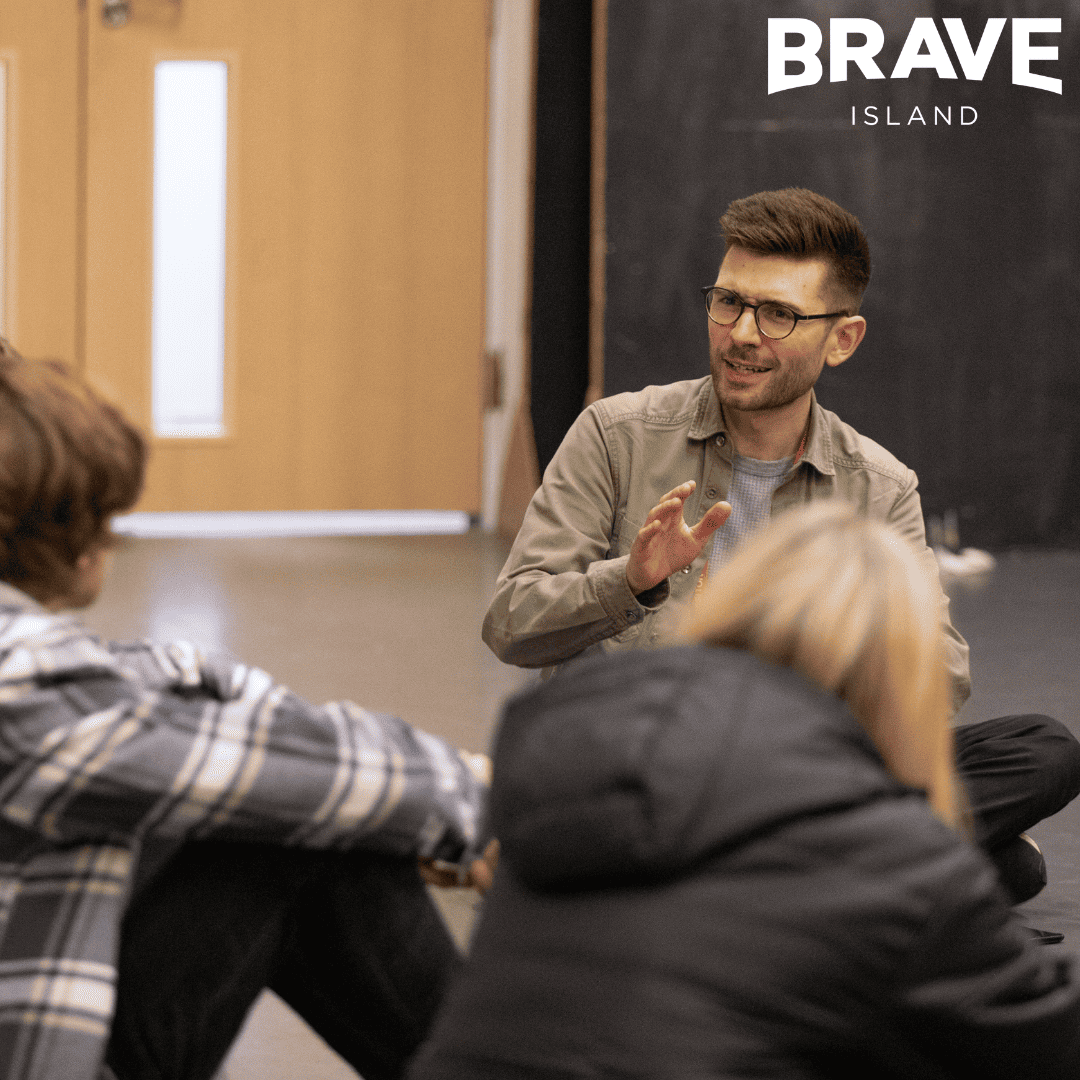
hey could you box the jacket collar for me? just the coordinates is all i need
[688,378,724,440]
[690,381,836,476]
[799,392,836,476]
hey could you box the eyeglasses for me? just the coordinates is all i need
[701,287,846,340]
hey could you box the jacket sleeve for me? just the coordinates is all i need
[895,858,1080,1080]
[886,470,972,714]
[0,644,488,867]
[482,405,667,667]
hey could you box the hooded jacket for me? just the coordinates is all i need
[410,645,1080,1080]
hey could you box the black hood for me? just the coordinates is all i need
[490,645,914,891]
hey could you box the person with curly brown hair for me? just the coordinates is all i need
[0,342,491,1080]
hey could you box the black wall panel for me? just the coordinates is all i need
[604,1,1080,548]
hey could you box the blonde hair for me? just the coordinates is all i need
[682,501,966,831]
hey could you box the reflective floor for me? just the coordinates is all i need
[88,531,529,1080]
[84,536,1080,1078]
[947,551,1080,943]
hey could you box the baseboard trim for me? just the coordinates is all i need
[112,510,473,539]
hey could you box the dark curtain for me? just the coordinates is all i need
[530,0,593,476]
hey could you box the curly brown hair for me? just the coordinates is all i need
[0,341,147,602]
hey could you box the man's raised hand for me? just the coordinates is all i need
[625,482,732,595]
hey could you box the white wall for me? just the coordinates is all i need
[481,0,535,531]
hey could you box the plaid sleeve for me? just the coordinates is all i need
[0,649,487,867]
[106,640,244,700]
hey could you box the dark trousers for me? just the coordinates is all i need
[105,841,461,1080]
[955,714,1080,902]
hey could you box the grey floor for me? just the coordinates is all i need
[83,535,1080,1077]
[88,531,531,1080]
[947,551,1080,941]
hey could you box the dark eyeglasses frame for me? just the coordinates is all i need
[701,287,847,340]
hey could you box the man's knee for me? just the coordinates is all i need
[1041,715,1080,803]
[957,713,1080,773]
[1007,714,1080,805]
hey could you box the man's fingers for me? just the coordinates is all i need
[634,519,662,546]
[657,481,695,504]
[629,484,716,594]
[643,483,695,522]
[691,500,732,541]
[643,497,685,526]
[705,500,732,527]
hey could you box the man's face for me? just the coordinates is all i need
[708,248,843,414]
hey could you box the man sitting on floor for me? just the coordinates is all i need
[484,187,1080,925]
[0,341,490,1080]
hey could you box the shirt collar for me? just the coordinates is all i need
[799,392,835,476]
[689,382,835,476]
[688,379,725,440]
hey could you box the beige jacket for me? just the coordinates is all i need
[483,377,971,714]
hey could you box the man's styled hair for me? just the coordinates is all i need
[719,188,872,312]
[0,341,146,601]
[683,500,965,833]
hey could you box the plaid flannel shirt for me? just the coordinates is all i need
[0,583,487,1080]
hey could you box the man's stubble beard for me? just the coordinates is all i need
[710,342,819,414]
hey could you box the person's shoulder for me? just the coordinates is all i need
[0,604,110,666]
[592,376,711,428]
[0,604,127,711]
[815,401,913,486]
[0,582,124,683]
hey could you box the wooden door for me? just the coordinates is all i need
[3,0,489,513]
[0,7,81,362]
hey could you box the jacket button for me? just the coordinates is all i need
[705,487,717,499]
[716,433,726,446]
